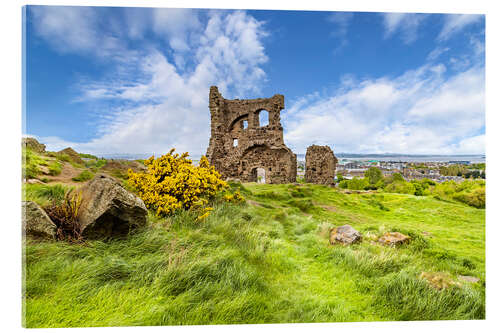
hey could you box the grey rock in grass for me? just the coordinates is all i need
[22,201,57,239]
[329,225,361,245]
[378,232,410,247]
[77,174,147,239]
[458,275,480,283]
[24,178,44,185]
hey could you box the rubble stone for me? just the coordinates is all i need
[378,232,410,246]
[329,225,362,245]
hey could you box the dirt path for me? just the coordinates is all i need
[44,162,84,187]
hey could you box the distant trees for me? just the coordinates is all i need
[364,167,383,185]
[391,173,405,182]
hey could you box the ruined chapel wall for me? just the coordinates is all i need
[206,86,296,184]
[305,145,337,185]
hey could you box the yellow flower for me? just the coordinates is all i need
[128,149,227,217]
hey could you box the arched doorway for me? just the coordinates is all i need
[251,167,266,183]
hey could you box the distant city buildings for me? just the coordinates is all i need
[303,158,483,183]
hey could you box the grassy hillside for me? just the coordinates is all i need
[23,182,485,327]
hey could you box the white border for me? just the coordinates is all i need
[2,1,498,332]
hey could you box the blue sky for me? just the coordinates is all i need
[24,6,485,156]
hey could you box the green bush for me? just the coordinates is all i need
[79,153,99,159]
[453,187,485,208]
[85,158,107,171]
[347,177,369,190]
[22,148,48,179]
[55,153,71,163]
[48,162,62,176]
[72,170,94,182]
[385,181,415,195]
[364,167,383,185]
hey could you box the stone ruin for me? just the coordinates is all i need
[206,86,297,184]
[305,145,338,185]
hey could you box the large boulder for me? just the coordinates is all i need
[77,174,147,239]
[329,225,361,245]
[378,232,410,247]
[22,201,57,239]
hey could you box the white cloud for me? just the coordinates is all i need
[71,10,268,156]
[381,13,427,44]
[152,8,201,52]
[438,14,483,41]
[327,12,354,37]
[427,46,450,61]
[283,64,484,155]
[30,6,132,60]
[326,12,354,53]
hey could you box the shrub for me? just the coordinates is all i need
[385,181,415,195]
[79,153,99,159]
[127,149,227,217]
[412,182,424,196]
[454,187,485,208]
[365,167,383,185]
[48,161,62,176]
[72,170,94,182]
[347,177,369,190]
[44,190,83,241]
[224,191,246,204]
[55,153,71,163]
[22,148,48,179]
[338,180,349,189]
[391,173,405,182]
[85,158,107,171]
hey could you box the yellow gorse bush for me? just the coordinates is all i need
[127,149,228,217]
[223,191,245,203]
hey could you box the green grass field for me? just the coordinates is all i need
[23,182,485,327]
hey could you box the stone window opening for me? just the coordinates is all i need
[258,110,269,127]
[233,138,238,147]
[242,120,248,129]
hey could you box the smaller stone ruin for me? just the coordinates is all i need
[305,145,338,185]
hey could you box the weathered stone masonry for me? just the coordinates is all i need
[305,145,337,185]
[206,86,297,184]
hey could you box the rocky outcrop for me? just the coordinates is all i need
[22,201,57,239]
[101,159,147,173]
[378,232,410,246]
[57,147,84,165]
[329,225,361,245]
[305,145,337,185]
[77,174,147,239]
[22,137,46,153]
